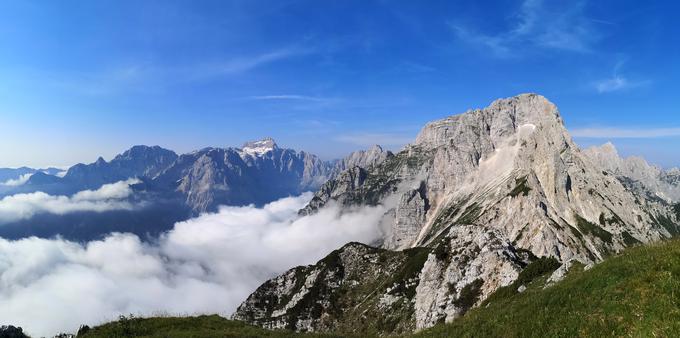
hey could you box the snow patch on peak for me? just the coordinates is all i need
[519,123,536,136]
[239,138,279,158]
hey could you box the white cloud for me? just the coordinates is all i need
[571,127,680,138]
[595,76,629,93]
[0,174,33,187]
[451,0,598,57]
[0,193,386,337]
[0,179,139,223]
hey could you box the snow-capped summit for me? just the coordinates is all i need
[240,137,279,157]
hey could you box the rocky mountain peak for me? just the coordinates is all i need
[241,137,279,157]
[600,141,618,154]
[117,145,174,157]
[414,93,562,150]
[94,157,107,165]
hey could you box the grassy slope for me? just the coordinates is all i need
[413,240,680,338]
[80,240,680,338]
[78,315,340,338]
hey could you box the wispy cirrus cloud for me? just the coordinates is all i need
[571,127,680,138]
[215,47,309,75]
[247,95,326,101]
[451,0,600,57]
[26,46,314,97]
[593,60,651,93]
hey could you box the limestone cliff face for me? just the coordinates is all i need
[236,94,680,334]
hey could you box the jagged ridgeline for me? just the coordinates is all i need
[234,94,680,335]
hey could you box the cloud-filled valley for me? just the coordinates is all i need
[0,179,140,223]
[0,193,386,337]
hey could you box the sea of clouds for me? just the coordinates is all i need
[0,191,386,336]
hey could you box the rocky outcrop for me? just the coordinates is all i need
[414,225,527,328]
[233,242,431,335]
[233,225,533,334]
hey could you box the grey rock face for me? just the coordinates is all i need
[386,184,429,249]
[414,225,526,328]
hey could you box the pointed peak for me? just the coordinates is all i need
[602,141,618,152]
[368,145,384,152]
[94,157,107,165]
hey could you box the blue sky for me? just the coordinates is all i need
[1,0,679,168]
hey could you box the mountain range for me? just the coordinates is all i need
[0,138,392,240]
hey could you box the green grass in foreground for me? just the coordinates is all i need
[413,240,680,337]
[77,315,340,338]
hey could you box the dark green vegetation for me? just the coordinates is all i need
[480,256,560,307]
[77,315,339,338]
[649,212,680,237]
[0,325,28,338]
[414,240,680,337]
[508,176,532,197]
[574,213,613,244]
[452,279,484,314]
